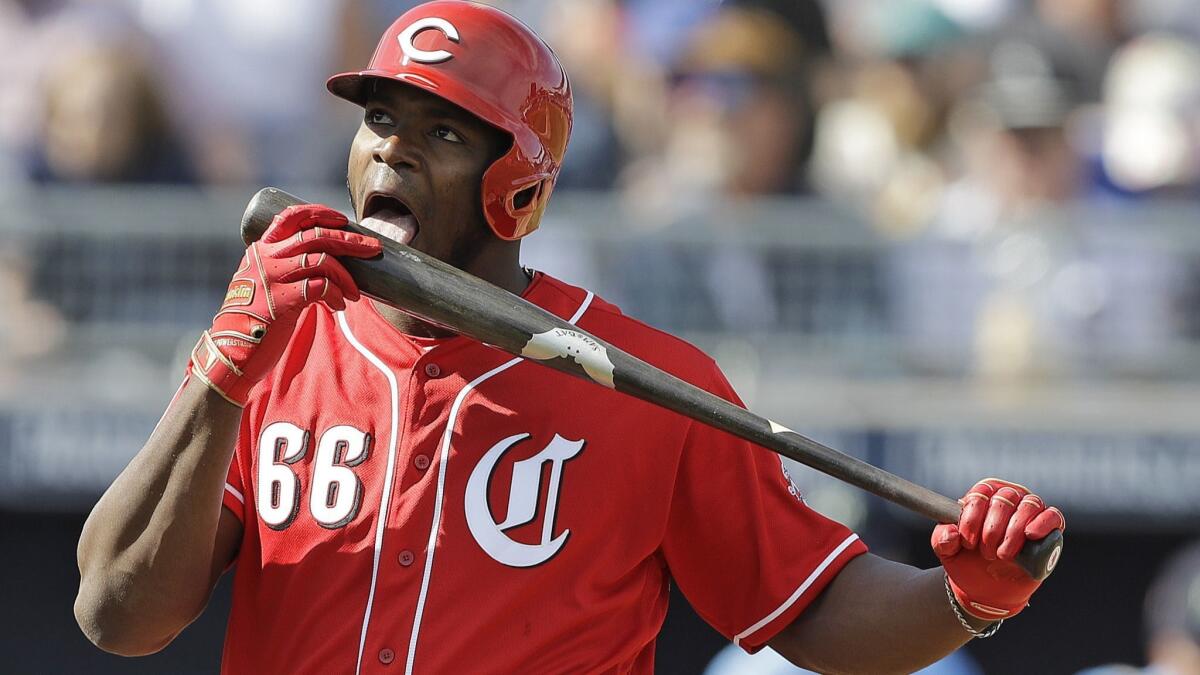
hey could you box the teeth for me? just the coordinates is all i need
[361,207,418,245]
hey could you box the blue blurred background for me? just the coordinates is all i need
[3,0,1200,672]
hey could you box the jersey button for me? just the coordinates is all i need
[398,550,415,566]
[424,363,442,378]
[413,454,431,471]
[379,648,395,664]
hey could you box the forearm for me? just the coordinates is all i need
[75,377,241,653]
[770,554,987,674]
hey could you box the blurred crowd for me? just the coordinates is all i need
[4,7,1199,670]
[3,0,1200,380]
[5,0,1198,196]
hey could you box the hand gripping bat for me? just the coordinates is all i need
[241,187,1063,581]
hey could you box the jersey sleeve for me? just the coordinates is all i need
[660,362,867,653]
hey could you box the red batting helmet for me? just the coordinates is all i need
[327,0,573,240]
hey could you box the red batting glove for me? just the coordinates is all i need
[931,478,1065,621]
[188,204,381,406]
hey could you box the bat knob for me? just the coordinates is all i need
[240,187,306,245]
[1015,529,1063,581]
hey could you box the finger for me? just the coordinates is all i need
[981,477,1031,496]
[931,523,963,558]
[263,204,350,243]
[996,494,1044,560]
[293,252,335,305]
[312,278,348,311]
[281,255,361,301]
[980,486,1021,560]
[276,228,382,259]
[1026,506,1066,540]
[958,481,996,550]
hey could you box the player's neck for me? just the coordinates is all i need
[371,257,531,339]
[369,301,453,339]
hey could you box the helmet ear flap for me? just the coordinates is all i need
[501,177,552,240]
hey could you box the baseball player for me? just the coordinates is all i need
[75,2,1065,673]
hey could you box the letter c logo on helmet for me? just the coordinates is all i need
[396,17,460,65]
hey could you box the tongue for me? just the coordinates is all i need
[361,207,418,245]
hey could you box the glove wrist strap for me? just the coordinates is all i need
[188,331,249,407]
[944,574,1004,638]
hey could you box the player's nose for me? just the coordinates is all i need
[372,133,421,172]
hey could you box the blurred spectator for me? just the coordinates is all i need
[1011,0,1124,102]
[0,0,155,184]
[946,41,1082,213]
[809,1,967,237]
[888,40,1184,379]
[1091,34,1200,196]
[1141,543,1200,675]
[621,0,717,68]
[535,0,626,189]
[648,6,818,198]
[121,0,369,185]
[30,42,194,183]
[1034,0,1124,43]
[614,7,824,332]
[0,250,65,364]
[725,0,831,56]
[0,0,62,182]
[822,0,967,60]
[1077,541,1200,675]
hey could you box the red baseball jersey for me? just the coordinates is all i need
[217,271,866,674]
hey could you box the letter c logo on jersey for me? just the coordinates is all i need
[465,433,584,567]
[397,17,460,65]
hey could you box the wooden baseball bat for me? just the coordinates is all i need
[241,187,1062,581]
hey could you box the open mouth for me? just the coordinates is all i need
[361,193,419,245]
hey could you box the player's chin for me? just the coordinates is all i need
[420,239,467,268]
[402,233,439,258]
[409,220,486,267]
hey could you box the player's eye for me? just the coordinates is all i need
[366,109,394,126]
[432,125,464,143]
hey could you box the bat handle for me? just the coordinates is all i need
[241,187,307,244]
[1014,529,1063,582]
